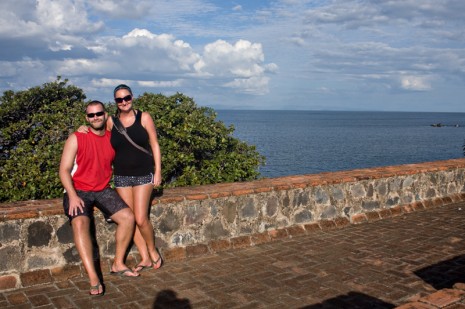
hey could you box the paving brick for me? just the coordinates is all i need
[395,301,438,308]
[50,265,82,282]
[455,283,465,291]
[231,235,252,249]
[319,219,337,230]
[268,228,288,240]
[163,246,186,262]
[20,269,53,287]
[379,208,393,218]
[186,243,209,257]
[6,292,28,305]
[390,205,403,216]
[351,213,367,224]
[0,276,17,290]
[2,202,465,308]
[421,200,432,209]
[209,238,231,252]
[303,222,321,232]
[285,225,306,236]
[50,296,75,308]
[444,304,465,309]
[365,211,381,221]
[333,217,351,227]
[27,294,51,306]
[251,231,271,245]
[418,289,465,308]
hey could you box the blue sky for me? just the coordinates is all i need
[1,0,465,112]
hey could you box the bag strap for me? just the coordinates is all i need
[112,115,152,157]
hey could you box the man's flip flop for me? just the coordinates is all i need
[110,268,140,277]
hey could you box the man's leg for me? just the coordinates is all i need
[71,216,103,294]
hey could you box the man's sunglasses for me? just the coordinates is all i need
[87,111,105,118]
[115,95,132,104]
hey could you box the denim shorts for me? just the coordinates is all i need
[63,188,128,221]
[114,173,153,188]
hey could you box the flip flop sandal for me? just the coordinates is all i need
[152,248,164,270]
[110,268,140,277]
[89,282,104,296]
[135,248,164,272]
[134,263,153,272]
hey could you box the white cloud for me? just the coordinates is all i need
[138,80,184,88]
[193,39,277,94]
[59,28,276,96]
[0,58,51,90]
[48,41,73,52]
[36,0,102,34]
[89,0,217,20]
[88,0,147,18]
[2,0,104,36]
[107,28,201,73]
[1,0,465,111]
[92,78,183,88]
[200,40,274,76]
[224,76,271,95]
[400,75,432,91]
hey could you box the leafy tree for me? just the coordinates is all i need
[0,80,265,202]
[129,92,265,187]
[0,77,87,202]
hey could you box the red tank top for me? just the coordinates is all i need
[72,130,115,191]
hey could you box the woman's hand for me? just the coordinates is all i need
[153,171,162,187]
[77,125,89,133]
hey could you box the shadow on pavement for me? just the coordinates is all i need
[299,291,395,309]
[414,254,465,290]
[152,289,192,309]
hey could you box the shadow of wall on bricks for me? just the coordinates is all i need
[414,255,465,290]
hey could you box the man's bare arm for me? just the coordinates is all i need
[59,134,84,216]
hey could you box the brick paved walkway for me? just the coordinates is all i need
[2,202,465,308]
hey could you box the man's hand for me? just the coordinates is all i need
[68,195,85,216]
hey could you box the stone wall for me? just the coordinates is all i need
[1,158,465,291]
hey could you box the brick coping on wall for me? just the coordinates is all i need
[3,158,465,221]
[1,158,465,290]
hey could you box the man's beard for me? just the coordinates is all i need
[90,120,106,131]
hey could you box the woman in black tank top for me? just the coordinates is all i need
[110,84,163,272]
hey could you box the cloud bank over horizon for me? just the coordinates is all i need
[1,0,464,112]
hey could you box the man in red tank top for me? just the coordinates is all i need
[59,101,139,296]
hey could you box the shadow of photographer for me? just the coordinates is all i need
[153,289,192,309]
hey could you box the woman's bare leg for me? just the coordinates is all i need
[132,184,162,269]
[116,187,152,266]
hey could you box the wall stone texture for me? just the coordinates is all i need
[1,158,465,291]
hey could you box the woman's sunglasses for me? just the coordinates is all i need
[87,111,105,118]
[115,95,132,104]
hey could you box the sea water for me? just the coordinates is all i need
[216,110,465,178]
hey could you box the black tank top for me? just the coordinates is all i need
[111,110,153,176]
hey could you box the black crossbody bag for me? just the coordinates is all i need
[111,114,153,157]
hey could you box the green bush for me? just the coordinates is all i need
[0,78,265,202]
[134,92,265,187]
[0,77,87,202]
